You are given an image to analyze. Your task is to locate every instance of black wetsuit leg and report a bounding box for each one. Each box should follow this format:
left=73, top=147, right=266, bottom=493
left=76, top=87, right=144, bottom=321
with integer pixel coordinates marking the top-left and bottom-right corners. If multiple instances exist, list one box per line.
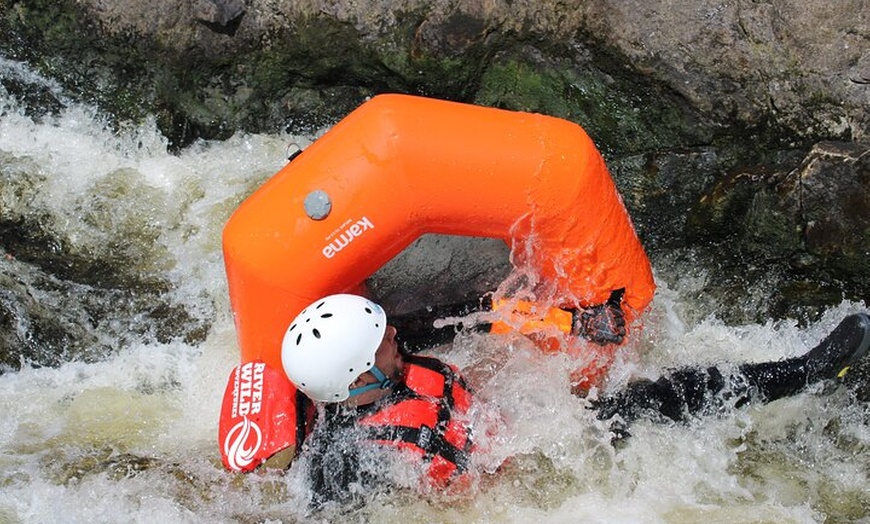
left=591, top=366, right=730, bottom=423
left=593, top=356, right=833, bottom=424
left=389, top=294, right=811, bottom=423
left=591, top=359, right=819, bottom=424
left=593, top=355, right=834, bottom=422
left=593, top=314, right=870, bottom=425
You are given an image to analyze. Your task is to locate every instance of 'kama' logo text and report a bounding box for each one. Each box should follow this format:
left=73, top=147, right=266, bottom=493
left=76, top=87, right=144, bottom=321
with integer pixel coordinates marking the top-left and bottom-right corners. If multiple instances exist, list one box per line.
left=322, top=217, right=374, bottom=258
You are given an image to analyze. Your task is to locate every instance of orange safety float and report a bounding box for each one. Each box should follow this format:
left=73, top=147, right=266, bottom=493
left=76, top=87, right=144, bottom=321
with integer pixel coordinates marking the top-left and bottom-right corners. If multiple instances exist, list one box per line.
left=219, top=94, right=656, bottom=471
left=222, top=93, right=655, bottom=377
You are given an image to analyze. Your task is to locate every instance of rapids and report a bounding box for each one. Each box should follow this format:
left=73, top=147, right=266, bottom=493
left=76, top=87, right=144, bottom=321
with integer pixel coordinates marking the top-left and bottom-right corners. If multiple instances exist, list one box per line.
left=0, top=57, right=868, bottom=523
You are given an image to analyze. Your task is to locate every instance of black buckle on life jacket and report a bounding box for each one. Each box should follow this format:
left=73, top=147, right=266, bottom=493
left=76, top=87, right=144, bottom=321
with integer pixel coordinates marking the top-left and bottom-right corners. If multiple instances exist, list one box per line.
left=417, top=425, right=433, bottom=449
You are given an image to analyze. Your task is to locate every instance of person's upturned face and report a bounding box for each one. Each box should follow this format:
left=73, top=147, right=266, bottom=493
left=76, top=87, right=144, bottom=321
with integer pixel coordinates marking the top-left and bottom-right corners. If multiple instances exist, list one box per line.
left=344, top=325, right=403, bottom=406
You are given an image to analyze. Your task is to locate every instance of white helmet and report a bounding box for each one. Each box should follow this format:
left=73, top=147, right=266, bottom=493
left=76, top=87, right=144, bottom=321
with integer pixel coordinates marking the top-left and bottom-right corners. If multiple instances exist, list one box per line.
left=281, top=294, right=387, bottom=402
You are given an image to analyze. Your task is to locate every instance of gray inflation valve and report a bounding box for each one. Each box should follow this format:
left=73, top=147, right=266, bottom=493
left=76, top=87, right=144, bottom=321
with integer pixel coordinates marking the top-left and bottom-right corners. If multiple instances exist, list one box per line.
left=304, top=190, right=331, bottom=220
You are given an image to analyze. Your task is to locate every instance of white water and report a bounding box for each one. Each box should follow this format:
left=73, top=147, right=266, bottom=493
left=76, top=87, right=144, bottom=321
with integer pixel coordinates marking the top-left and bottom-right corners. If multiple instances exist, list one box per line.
left=1, top=58, right=868, bottom=523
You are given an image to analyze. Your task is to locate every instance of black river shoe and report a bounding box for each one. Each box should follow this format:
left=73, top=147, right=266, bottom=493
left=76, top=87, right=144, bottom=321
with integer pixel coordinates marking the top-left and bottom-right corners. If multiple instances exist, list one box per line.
left=806, top=313, right=870, bottom=380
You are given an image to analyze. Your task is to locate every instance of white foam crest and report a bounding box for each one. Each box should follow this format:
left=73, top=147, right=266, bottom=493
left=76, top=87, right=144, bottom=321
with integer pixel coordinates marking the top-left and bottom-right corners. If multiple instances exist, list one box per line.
left=0, top=342, right=195, bottom=450
left=0, top=474, right=207, bottom=524
left=395, top=294, right=869, bottom=521
left=158, top=133, right=310, bottom=290
left=1, top=82, right=311, bottom=309
left=1, top=276, right=867, bottom=522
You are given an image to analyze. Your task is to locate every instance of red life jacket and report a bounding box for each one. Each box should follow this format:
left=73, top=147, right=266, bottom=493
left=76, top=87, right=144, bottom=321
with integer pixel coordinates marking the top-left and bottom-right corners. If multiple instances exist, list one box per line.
left=357, top=355, right=474, bottom=487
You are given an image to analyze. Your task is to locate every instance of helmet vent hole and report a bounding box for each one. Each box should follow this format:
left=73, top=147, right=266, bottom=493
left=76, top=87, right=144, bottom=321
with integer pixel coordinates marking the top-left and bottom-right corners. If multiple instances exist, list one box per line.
left=312, top=328, right=321, bottom=339
left=296, top=333, right=302, bottom=345
left=320, top=313, right=333, bottom=318
left=316, top=301, right=325, bottom=309
left=365, top=307, right=372, bottom=314
left=348, top=368, right=354, bottom=373
left=366, top=361, right=372, bottom=367
left=288, top=324, right=297, bottom=332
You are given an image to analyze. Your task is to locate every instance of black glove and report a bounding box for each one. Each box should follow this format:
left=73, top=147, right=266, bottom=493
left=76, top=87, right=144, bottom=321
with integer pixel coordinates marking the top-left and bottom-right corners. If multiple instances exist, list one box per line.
left=572, top=289, right=626, bottom=345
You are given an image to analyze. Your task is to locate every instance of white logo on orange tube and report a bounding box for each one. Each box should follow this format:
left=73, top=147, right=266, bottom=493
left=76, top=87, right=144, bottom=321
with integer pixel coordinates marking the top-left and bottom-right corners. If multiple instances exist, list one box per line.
left=232, top=361, right=265, bottom=418
left=224, top=417, right=263, bottom=471
left=224, top=361, right=266, bottom=471
left=322, top=216, right=374, bottom=258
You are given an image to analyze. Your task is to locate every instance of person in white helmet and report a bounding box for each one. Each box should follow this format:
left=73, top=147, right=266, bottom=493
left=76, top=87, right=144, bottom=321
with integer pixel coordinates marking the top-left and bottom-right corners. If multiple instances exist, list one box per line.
left=280, top=293, right=870, bottom=508
left=281, top=294, right=476, bottom=507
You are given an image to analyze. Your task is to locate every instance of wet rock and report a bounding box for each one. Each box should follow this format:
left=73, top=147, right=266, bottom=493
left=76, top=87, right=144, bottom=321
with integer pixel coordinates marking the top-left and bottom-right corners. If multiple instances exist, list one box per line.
left=193, top=0, right=246, bottom=35
left=369, top=235, right=511, bottom=314
left=0, top=249, right=210, bottom=371
left=46, top=448, right=160, bottom=485
left=611, top=146, right=726, bottom=248
left=740, top=141, right=870, bottom=284
left=4, top=0, right=867, bottom=145
left=684, top=141, right=870, bottom=321
left=193, top=0, right=245, bottom=27
left=0, top=73, right=66, bottom=120
left=583, top=0, right=870, bottom=141
left=791, top=142, right=870, bottom=276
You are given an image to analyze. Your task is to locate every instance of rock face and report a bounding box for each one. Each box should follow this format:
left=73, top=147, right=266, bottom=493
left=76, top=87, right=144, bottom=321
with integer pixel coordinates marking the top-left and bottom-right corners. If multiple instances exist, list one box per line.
left=5, top=0, right=868, bottom=144
left=685, top=141, right=870, bottom=321
left=0, top=0, right=868, bottom=337
left=584, top=1, right=869, bottom=141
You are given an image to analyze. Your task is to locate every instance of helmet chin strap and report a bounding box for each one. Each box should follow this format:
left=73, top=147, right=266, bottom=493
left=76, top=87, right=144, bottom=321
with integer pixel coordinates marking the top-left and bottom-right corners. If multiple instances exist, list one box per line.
left=348, top=365, right=394, bottom=398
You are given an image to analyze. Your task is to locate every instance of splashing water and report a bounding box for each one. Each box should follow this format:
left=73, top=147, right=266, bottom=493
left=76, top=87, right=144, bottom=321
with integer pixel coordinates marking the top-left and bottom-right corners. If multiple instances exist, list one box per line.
left=0, top=57, right=868, bottom=523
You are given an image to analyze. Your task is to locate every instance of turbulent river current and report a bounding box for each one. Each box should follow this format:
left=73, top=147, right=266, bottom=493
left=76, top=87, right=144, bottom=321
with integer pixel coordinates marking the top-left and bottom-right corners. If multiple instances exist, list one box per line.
left=0, top=57, right=868, bottom=523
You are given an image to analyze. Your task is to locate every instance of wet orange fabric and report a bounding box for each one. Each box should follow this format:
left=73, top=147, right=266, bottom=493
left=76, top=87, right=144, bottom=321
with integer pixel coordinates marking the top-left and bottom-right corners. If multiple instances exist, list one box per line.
left=489, top=298, right=574, bottom=337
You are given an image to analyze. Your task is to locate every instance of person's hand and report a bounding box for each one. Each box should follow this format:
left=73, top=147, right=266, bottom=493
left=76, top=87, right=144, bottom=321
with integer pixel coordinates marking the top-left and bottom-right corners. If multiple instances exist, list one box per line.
left=572, top=289, right=626, bottom=345
left=573, top=303, right=626, bottom=345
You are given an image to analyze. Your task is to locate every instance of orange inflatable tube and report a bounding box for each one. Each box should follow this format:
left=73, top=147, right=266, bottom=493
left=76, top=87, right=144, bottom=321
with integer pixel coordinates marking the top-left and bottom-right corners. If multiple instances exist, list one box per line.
left=223, top=94, right=656, bottom=374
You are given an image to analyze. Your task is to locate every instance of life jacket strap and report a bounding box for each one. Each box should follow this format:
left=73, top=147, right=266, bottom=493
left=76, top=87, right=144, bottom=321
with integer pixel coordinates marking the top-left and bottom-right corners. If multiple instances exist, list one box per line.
left=364, top=424, right=470, bottom=472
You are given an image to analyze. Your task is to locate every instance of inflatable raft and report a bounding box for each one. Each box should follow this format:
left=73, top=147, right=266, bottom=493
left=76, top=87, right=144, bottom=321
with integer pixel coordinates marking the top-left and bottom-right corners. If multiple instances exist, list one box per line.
left=223, top=94, right=655, bottom=372
left=219, top=94, right=655, bottom=470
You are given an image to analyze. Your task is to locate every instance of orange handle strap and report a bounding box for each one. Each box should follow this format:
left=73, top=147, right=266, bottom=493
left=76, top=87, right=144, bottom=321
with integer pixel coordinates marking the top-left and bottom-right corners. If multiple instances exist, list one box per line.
left=489, top=298, right=574, bottom=336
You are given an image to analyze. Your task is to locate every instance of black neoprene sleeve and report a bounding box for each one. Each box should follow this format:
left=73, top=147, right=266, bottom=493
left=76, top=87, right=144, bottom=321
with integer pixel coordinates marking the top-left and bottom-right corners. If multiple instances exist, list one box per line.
left=389, top=296, right=492, bottom=354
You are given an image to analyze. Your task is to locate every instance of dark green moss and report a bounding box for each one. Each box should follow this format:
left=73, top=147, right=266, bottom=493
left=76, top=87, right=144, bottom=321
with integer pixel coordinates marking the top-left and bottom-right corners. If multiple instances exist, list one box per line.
left=475, top=58, right=573, bottom=116
left=473, top=40, right=718, bottom=158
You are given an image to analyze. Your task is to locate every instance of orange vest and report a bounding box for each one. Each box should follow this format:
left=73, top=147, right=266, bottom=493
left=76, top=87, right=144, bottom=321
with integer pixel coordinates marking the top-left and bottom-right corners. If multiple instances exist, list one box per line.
left=358, top=355, right=474, bottom=487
